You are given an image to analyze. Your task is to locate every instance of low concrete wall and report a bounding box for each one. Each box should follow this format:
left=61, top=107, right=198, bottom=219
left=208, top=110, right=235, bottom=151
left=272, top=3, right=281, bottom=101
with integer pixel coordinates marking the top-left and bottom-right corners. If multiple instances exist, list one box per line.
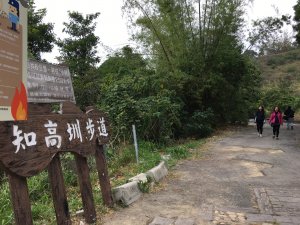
left=112, top=181, right=142, bottom=206
left=112, top=161, right=168, bottom=206
left=146, top=161, right=168, bottom=182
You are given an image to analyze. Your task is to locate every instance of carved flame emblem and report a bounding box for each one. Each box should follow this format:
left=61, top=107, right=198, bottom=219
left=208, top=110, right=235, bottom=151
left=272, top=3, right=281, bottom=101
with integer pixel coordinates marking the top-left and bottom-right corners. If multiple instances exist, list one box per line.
left=11, top=82, right=28, bottom=121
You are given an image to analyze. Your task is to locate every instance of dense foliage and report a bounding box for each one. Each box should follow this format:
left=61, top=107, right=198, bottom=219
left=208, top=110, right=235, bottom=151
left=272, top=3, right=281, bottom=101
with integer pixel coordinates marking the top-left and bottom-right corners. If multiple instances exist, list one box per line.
left=57, top=0, right=262, bottom=143
left=260, top=82, right=300, bottom=113
left=259, top=83, right=300, bottom=119
left=47, top=0, right=264, bottom=143
left=116, top=0, right=261, bottom=141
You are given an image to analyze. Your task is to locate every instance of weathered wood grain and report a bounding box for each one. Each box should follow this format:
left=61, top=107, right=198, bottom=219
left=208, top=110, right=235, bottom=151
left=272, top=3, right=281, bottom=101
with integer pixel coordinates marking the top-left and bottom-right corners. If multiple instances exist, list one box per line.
left=48, top=154, right=71, bottom=225
left=95, top=144, right=113, bottom=207
left=7, top=171, right=33, bottom=225
left=75, top=153, right=97, bottom=223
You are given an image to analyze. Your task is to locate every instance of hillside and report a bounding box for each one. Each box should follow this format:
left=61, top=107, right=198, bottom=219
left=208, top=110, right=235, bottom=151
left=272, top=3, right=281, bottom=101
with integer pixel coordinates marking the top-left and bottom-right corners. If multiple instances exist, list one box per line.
left=258, top=48, right=300, bottom=120
left=258, top=48, right=300, bottom=93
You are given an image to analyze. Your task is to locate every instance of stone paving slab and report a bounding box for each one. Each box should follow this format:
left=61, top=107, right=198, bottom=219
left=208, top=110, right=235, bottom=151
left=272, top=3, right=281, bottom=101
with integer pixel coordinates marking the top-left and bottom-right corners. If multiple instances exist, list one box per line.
left=254, top=188, right=273, bottom=214
left=266, top=188, right=300, bottom=218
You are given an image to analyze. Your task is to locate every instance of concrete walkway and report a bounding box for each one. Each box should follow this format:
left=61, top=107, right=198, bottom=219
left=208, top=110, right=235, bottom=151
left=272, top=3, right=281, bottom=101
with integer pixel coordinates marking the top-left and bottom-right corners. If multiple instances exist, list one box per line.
left=102, top=123, right=300, bottom=225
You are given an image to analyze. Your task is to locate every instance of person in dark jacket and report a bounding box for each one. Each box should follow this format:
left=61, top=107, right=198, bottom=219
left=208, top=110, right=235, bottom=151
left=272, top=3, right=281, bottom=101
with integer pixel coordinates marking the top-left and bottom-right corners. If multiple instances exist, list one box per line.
left=284, top=106, right=295, bottom=130
left=255, top=106, right=265, bottom=137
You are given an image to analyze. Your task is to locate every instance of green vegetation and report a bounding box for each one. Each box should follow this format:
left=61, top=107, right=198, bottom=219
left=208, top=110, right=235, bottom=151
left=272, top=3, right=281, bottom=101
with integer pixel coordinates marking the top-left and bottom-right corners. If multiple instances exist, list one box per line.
left=0, top=181, right=13, bottom=225
left=108, top=139, right=205, bottom=186
left=258, top=49, right=300, bottom=114
left=0, top=139, right=205, bottom=224
left=137, top=176, right=153, bottom=193
left=26, top=0, right=263, bottom=143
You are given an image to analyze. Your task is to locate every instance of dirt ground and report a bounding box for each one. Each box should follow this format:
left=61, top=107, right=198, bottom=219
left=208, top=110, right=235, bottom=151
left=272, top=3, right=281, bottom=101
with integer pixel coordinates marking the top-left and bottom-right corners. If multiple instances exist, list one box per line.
left=101, top=122, right=300, bottom=225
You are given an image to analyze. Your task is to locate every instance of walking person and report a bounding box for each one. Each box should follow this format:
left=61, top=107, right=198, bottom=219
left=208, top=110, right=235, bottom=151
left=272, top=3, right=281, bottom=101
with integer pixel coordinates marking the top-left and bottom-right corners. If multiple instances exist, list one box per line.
left=284, top=106, right=295, bottom=130
left=269, top=106, right=283, bottom=140
left=255, top=106, right=265, bottom=137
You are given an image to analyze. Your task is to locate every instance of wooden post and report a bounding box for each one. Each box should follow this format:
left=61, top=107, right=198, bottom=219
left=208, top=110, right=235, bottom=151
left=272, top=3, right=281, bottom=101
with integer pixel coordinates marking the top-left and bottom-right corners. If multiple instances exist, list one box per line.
left=75, top=154, right=96, bottom=223
left=7, top=172, right=33, bottom=225
left=95, top=144, right=113, bottom=207
left=48, top=154, right=71, bottom=225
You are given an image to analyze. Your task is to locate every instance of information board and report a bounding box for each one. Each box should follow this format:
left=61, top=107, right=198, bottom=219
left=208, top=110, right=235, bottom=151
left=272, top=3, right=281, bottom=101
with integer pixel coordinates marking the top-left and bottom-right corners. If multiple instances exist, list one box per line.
left=0, top=0, right=28, bottom=121
left=27, top=60, right=76, bottom=103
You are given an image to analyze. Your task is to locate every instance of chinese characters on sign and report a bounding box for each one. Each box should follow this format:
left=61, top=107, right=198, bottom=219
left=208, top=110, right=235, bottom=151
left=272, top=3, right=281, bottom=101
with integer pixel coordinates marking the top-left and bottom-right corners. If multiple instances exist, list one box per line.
left=44, top=120, right=62, bottom=148
left=12, top=125, right=36, bottom=153
left=0, top=0, right=28, bottom=121
left=27, top=60, right=75, bottom=103
left=0, top=103, right=110, bottom=177
left=11, top=117, right=109, bottom=153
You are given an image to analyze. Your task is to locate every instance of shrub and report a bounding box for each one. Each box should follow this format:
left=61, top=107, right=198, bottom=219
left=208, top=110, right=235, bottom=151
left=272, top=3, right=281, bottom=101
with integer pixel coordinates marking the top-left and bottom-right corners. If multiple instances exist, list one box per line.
left=184, top=109, right=214, bottom=138
left=137, top=176, right=153, bottom=193
left=260, top=80, right=300, bottom=112
left=266, top=57, right=286, bottom=67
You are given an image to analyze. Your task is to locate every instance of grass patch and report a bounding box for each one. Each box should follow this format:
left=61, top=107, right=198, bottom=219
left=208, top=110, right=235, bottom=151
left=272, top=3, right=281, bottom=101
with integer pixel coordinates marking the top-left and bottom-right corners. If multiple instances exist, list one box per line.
left=108, top=139, right=206, bottom=186
left=0, top=179, right=14, bottom=225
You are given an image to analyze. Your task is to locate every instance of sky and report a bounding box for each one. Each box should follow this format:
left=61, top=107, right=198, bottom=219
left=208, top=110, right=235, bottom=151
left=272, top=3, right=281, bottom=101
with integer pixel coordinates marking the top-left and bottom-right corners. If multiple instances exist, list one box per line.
left=34, top=0, right=297, bottom=64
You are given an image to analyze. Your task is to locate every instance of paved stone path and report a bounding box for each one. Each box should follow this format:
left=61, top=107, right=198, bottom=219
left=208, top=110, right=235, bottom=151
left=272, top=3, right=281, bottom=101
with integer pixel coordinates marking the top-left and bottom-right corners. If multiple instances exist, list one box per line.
left=102, top=123, right=300, bottom=225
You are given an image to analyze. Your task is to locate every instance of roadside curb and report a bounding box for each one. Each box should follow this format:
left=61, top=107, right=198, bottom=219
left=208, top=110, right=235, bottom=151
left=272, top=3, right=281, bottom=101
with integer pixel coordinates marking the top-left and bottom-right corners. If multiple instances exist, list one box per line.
left=112, top=161, right=168, bottom=206
left=146, top=161, right=168, bottom=182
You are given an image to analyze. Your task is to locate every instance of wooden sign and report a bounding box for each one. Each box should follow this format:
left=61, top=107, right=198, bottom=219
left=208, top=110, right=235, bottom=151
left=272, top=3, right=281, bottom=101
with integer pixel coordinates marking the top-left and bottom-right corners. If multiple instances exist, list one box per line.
left=0, top=0, right=28, bottom=121
left=27, top=60, right=76, bottom=103
left=0, top=103, right=110, bottom=177
left=1, top=102, right=113, bottom=225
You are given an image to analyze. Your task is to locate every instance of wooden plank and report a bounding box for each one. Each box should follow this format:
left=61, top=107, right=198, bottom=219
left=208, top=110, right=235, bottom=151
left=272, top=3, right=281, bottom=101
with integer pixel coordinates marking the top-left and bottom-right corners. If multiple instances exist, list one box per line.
left=27, top=103, right=52, bottom=115
left=75, top=154, right=96, bottom=224
left=63, top=101, right=82, bottom=114
left=95, top=144, right=113, bottom=207
left=7, top=172, right=33, bottom=225
left=48, top=154, right=71, bottom=225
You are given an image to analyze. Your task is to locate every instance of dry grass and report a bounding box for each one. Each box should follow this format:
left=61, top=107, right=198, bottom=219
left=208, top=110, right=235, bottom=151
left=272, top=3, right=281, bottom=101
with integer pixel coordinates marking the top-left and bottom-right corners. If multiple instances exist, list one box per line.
left=258, top=49, right=300, bottom=95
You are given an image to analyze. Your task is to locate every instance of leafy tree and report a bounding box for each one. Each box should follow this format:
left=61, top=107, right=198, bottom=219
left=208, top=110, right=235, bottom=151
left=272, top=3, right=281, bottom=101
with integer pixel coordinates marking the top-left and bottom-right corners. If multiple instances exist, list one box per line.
left=99, top=45, right=146, bottom=77
left=57, top=11, right=100, bottom=77
left=247, top=15, right=294, bottom=55
left=57, top=11, right=101, bottom=108
left=28, top=0, right=55, bottom=60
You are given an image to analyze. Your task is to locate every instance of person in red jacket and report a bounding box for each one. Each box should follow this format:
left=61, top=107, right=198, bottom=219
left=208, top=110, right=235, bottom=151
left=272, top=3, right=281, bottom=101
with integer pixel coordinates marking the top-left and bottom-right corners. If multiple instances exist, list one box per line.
left=269, top=106, right=283, bottom=140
